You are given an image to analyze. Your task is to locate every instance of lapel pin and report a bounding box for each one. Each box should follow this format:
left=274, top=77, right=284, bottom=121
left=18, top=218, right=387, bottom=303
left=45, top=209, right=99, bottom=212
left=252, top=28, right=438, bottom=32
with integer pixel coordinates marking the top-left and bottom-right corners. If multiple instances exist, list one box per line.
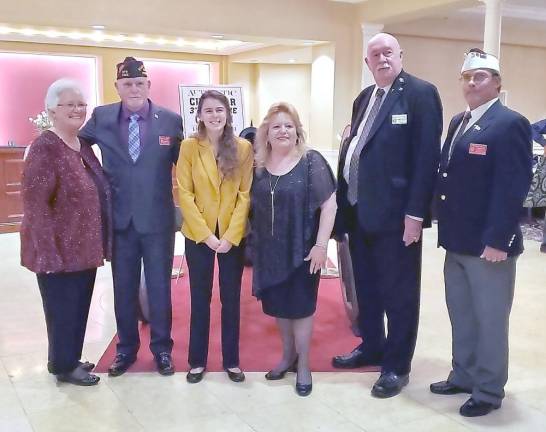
left=398, top=87, right=403, bottom=91
left=474, top=124, right=481, bottom=131
left=399, top=77, right=404, bottom=83
left=154, top=113, right=159, bottom=119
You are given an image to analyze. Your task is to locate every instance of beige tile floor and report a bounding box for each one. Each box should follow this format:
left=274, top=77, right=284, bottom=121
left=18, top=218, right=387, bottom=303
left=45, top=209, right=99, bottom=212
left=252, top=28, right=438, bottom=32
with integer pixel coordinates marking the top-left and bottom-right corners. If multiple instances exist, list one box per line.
left=1, top=227, right=545, bottom=432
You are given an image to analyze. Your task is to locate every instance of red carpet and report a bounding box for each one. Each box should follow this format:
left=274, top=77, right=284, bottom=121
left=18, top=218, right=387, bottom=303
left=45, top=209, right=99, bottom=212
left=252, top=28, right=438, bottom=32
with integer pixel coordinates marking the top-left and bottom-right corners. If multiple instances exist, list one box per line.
left=95, top=257, right=380, bottom=373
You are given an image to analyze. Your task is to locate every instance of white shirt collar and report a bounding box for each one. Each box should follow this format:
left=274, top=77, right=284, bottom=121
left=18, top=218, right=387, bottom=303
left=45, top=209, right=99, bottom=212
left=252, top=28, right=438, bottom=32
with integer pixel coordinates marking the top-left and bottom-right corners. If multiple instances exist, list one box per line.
left=467, top=97, right=499, bottom=122
left=374, top=82, right=393, bottom=97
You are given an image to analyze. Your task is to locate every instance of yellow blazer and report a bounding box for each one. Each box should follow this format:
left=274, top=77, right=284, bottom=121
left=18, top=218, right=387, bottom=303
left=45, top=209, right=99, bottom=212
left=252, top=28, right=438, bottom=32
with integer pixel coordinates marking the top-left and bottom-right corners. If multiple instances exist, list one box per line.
left=176, top=136, right=253, bottom=246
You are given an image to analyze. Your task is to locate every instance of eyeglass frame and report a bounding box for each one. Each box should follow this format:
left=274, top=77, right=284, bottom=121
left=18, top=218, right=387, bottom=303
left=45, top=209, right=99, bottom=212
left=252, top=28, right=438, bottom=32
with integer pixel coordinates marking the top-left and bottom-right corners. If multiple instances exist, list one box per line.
left=56, top=103, right=88, bottom=110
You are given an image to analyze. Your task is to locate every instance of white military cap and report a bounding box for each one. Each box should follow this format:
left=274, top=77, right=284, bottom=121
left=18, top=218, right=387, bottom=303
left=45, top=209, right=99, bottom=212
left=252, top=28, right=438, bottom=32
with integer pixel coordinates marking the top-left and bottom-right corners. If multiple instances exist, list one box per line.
left=461, top=49, right=500, bottom=74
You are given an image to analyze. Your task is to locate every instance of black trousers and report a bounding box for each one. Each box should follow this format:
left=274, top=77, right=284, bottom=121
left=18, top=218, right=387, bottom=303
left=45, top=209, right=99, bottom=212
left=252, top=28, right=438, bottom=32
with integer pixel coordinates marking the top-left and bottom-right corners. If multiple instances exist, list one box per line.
left=185, top=238, right=244, bottom=369
left=37, top=269, right=96, bottom=375
left=349, top=217, right=422, bottom=376
left=112, top=223, right=175, bottom=357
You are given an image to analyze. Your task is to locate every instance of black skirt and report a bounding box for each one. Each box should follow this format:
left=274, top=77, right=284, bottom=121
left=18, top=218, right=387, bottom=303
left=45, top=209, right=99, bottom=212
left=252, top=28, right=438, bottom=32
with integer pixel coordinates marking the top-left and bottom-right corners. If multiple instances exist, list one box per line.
left=260, top=263, right=320, bottom=319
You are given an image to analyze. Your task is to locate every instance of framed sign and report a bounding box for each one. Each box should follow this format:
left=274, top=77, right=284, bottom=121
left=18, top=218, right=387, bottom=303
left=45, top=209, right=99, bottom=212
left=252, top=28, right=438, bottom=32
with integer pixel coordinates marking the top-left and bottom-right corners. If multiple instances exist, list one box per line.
left=179, top=85, right=245, bottom=138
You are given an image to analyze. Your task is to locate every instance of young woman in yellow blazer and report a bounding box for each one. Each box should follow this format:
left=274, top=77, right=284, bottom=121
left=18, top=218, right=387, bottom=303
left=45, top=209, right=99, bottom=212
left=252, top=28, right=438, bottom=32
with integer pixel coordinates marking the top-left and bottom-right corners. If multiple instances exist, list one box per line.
left=176, top=90, right=253, bottom=384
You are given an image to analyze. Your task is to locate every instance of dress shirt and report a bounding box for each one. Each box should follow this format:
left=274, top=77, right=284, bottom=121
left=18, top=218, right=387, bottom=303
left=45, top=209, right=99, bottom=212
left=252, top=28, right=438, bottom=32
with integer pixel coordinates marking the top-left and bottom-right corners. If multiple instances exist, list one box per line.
left=343, top=83, right=392, bottom=182
left=448, top=97, right=499, bottom=149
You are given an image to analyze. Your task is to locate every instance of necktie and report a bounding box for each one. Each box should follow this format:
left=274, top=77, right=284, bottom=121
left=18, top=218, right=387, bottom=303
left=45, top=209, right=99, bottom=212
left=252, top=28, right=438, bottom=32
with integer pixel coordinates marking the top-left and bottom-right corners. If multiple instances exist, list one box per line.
left=448, top=111, right=472, bottom=162
left=128, top=113, right=141, bottom=162
left=347, top=88, right=385, bottom=205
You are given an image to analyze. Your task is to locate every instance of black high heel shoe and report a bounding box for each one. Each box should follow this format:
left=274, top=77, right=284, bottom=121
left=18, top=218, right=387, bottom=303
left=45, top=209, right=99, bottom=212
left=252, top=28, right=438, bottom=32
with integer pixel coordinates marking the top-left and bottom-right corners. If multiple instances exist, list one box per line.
left=265, top=358, right=298, bottom=381
left=295, top=372, right=312, bottom=397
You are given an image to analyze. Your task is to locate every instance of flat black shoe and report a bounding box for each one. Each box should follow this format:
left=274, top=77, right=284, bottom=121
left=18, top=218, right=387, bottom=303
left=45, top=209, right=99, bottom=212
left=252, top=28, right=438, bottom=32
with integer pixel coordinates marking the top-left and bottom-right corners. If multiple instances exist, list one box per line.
left=265, top=359, right=298, bottom=380
left=225, top=368, right=245, bottom=383
left=57, top=371, right=100, bottom=386
left=156, top=352, right=175, bottom=376
left=430, top=380, right=471, bottom=395
left=332, top=348, right=381, bottom=369
left=79, top=361, right=95, bottom=372
left=371, top=372, right=409, bottom=398
left=186, top=369, right=205, bottom=384
left=459, top=397, right=499, bottom=417
left=108, top=353, right=136, bottom=377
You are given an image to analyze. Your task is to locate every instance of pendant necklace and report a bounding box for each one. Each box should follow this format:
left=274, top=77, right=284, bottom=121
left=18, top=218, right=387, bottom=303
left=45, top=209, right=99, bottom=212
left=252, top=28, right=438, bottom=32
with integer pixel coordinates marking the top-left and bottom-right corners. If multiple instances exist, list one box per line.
left=268, top=173, right=281, bottom=236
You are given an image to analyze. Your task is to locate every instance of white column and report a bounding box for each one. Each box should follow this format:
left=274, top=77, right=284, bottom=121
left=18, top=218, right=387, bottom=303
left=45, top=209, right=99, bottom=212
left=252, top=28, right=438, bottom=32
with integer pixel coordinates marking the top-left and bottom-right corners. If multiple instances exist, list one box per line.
left=309, top=43, right=335, bottom=149
left=481, top=0, right=503, bottom=58
left=361, top=22, right=384, bottom=89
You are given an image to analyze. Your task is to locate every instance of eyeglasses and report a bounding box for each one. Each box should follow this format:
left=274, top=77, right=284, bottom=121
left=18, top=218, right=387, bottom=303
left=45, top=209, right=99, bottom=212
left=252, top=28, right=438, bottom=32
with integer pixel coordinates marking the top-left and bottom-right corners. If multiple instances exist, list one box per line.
left=56, top=103, right=87, bottom=110
left=459, top=71, right=492, bottom=84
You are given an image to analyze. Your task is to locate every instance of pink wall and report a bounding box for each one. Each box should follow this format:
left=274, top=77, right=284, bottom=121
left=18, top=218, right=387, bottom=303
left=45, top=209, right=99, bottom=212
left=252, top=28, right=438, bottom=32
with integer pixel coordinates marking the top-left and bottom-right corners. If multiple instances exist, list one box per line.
left=144, top=59, right=214, bottom=115
left=0, top=53, right=97, bottom=146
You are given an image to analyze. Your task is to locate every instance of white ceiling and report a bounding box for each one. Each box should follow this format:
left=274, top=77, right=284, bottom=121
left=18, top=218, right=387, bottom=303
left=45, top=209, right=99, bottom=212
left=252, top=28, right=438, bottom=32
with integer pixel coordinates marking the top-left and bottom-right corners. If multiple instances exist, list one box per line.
left=386, top=0, right=546, bottom=49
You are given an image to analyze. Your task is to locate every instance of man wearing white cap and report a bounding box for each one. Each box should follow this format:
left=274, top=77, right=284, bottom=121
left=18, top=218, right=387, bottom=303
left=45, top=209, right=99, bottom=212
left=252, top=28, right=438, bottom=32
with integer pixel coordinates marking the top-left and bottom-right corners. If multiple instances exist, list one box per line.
left=431, top=48, right=533, bottom=417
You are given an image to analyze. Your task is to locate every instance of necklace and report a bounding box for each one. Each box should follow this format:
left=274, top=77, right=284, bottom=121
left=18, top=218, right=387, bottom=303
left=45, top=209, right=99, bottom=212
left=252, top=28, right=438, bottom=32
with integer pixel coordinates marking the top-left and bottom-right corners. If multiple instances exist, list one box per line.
left=268, top=173, right=281, bottom=236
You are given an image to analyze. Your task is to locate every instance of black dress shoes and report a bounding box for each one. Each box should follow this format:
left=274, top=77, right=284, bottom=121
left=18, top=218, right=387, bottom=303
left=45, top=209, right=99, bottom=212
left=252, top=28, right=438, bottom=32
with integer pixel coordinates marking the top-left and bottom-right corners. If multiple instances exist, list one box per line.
left=79, top=361, right=95, bottom=372
left=459, top=397, right=500, bottom=417
left=430, top=380, right=471, bottom=395
left=57, top=370, right=100, bottom=386
left=108, top=353, right=136, bottom=377
left=332, top=347, right=381, bottom=369
left=225, top=368, right=245, bottom=383
left=186, top=369, right=205, bottom=384
left=371, top=372, right=409, bottom=398
left=156, top=352, right=175, bottom=376
left=265, top=359, right=298, bottom=380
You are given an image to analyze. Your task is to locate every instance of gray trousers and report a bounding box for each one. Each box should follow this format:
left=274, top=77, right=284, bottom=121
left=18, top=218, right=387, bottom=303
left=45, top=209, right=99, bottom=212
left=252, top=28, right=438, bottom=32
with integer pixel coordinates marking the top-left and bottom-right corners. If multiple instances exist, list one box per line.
left=444, top=251, right=517, bottom=406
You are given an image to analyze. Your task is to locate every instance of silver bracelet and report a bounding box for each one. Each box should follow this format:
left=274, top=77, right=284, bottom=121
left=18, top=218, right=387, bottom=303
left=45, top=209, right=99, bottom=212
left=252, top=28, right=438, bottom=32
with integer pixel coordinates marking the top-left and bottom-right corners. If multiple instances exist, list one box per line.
left=314, top=243, right=327, bottom=249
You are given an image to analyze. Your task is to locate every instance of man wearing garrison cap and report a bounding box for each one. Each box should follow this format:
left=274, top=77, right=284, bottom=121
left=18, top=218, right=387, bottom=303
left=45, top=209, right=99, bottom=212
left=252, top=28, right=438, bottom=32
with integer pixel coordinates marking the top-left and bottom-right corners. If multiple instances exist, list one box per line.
left=80, top=56, right=183, bottom=376
left=430, top=49, right=532, bottom=417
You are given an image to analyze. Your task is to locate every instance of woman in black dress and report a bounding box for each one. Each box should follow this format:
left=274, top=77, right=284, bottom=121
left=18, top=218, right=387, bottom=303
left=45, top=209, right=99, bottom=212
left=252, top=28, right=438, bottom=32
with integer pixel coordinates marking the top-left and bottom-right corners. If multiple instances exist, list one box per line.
left=251, top=102, right=336, bottom=396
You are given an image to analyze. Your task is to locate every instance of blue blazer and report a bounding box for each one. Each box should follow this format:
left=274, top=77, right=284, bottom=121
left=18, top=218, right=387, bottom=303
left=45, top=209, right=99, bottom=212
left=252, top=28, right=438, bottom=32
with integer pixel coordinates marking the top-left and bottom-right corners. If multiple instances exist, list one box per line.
left=436, top=100, right=533, bottom=256
left=80, top=101, right=183, bottom=234
left=335, top=70, right=443, bottom=234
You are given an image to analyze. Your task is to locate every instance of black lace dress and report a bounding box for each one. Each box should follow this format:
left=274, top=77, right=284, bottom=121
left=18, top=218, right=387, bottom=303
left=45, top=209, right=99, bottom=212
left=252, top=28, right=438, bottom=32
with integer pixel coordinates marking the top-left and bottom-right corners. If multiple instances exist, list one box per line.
left=251, top=150, right=336, bottom=318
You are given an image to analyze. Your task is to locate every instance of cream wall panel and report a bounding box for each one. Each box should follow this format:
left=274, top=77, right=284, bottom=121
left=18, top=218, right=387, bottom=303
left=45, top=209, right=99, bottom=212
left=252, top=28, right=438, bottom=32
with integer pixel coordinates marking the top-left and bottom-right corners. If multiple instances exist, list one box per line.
left=256, top=64, right=312, bottom=134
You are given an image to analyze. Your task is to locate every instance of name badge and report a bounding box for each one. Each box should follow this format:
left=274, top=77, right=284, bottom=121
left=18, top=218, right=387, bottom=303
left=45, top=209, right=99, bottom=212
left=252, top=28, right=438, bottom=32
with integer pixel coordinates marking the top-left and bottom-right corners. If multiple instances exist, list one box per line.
left=469, top=143, right=487, bottom=156
left=392, top=114, right=407, bottom=125
left=159, top=136, right=171, bottom=146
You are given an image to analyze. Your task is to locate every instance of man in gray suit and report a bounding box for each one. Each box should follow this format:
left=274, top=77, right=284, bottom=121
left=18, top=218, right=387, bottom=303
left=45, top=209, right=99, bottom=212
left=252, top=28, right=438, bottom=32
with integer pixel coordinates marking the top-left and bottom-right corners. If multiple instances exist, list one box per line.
left=431, top=49, right=532, bottom=417
left=80, top=57, right=183, bottom=376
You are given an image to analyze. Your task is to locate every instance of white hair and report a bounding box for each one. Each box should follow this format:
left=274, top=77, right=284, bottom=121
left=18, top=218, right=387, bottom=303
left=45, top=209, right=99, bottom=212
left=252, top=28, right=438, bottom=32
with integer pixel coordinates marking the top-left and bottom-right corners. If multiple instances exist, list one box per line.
left=44, top=78, right=85, bottom=111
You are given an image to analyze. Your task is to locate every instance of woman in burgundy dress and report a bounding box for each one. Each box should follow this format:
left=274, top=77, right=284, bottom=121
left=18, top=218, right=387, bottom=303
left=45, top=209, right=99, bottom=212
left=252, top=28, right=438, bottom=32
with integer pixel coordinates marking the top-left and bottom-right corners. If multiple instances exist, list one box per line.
left=20, top=79, right=112, bottom=386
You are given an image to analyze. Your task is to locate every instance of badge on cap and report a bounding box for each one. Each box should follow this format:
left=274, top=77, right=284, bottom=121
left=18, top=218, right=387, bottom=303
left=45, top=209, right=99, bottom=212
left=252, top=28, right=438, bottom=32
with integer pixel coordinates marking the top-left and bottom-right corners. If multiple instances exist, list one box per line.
left=159, top=136, right=171, bottom=146
left=469, top=143, right=487, bottom=155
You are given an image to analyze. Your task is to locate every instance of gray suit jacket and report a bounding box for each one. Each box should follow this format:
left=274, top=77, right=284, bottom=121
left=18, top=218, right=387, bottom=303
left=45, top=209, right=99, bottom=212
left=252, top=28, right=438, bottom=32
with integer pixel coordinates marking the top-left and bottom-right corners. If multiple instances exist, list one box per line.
left=80, top=101, right=183, bottom=234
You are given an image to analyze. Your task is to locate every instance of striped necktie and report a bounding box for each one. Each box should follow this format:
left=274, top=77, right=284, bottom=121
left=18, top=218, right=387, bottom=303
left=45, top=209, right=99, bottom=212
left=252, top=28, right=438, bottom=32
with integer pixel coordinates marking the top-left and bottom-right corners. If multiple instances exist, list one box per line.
left=128, top=113, right=141, bottom=162
left=347, top=88, right=385, bottom=205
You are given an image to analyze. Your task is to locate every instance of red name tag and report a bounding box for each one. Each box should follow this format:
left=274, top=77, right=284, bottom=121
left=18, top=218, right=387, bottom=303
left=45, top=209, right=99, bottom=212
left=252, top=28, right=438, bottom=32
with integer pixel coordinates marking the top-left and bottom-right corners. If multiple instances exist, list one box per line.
left=159, top=136, right=170, bottom=146
left=469, top=143, right=487, bottom=156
